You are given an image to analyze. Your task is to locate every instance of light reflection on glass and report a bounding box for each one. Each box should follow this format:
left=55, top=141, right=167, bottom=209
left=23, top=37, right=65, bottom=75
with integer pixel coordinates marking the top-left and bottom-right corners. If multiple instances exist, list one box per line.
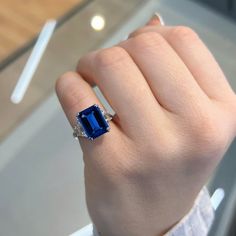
left=90, top=15, right=105, bottom=31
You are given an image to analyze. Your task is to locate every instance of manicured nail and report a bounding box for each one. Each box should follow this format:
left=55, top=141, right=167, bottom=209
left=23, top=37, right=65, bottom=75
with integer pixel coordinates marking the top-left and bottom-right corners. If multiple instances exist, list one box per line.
left=146, top=13, right=165, bottom=26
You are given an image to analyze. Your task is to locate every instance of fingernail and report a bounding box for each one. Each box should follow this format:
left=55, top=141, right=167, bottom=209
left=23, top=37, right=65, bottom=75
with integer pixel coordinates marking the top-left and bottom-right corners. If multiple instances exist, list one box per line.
left=146, top=13, right=165, bottom=26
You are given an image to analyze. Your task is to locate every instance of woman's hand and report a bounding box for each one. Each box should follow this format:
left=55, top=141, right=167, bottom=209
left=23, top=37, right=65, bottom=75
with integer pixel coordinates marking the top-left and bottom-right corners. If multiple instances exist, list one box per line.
left=56, top=18, right=236, bottom=236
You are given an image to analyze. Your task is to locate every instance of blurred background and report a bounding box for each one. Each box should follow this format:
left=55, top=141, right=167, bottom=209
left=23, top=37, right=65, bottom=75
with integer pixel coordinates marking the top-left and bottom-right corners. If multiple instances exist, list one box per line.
left=0, top=0, right=236, bottom=235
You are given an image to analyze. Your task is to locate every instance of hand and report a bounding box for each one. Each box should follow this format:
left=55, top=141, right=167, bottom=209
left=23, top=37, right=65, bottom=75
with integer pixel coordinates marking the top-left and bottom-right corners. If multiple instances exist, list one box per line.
left=55, top=17, right=236, bottom=236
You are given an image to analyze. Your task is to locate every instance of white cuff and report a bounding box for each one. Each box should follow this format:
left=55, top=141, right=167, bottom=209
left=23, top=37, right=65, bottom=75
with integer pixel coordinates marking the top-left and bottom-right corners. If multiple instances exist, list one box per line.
left=93, top=187, right=214, bottom=236
left=164, top=187, right=215, bottom=236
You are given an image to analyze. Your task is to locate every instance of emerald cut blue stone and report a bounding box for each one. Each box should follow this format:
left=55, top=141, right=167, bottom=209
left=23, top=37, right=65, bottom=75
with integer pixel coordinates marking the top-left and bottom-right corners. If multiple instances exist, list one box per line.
left=76, top=105, right=109, bottom=140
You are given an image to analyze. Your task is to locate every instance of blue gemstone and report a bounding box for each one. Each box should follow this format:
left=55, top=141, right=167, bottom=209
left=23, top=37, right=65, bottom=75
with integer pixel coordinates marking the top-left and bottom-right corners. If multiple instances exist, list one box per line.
left=76, top=105, right=109, bottom=140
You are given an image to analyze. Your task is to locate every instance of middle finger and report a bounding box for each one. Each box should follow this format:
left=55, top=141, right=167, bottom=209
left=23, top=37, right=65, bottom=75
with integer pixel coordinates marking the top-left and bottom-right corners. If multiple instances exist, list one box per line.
left=77, top=46, right=166, bottom=136
left=120, top=32, right=209, bottom=115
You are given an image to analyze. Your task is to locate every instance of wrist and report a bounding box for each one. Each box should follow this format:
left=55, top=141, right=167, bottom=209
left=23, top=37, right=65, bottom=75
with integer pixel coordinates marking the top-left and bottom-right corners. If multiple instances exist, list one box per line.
left=89, top=199, right=191, bottom=236
left=92, top=187, right=214, bottom=236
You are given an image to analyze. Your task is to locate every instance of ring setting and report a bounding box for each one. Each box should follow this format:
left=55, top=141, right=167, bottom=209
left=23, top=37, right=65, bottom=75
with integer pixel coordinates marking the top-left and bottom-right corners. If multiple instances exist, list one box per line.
left=73, top=104, right=113, bottom=140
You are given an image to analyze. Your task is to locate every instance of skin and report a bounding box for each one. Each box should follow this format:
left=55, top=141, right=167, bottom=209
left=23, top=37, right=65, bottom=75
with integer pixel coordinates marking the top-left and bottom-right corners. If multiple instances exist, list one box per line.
left=55, top=17, right=236, bottom=236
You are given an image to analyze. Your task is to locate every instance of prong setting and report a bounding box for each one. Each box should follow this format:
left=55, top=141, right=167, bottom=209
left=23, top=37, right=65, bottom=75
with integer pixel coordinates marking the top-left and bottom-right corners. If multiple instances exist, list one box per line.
left=73, top=105, right=113, bottom=140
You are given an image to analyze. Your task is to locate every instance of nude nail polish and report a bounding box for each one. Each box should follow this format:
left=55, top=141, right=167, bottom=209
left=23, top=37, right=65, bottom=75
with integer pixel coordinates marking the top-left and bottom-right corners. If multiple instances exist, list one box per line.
left=146, top=13, right=165, bottom=26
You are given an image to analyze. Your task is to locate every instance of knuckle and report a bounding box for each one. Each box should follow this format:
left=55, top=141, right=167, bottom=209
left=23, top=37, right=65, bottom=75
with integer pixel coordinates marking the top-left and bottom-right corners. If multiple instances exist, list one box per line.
left=69, top=85, right=89, bottom=103
left=64, top=86, right=89, bottom=113
left=55, top=71, right=77, bottom=94
left=129, top=27, right=147, bottom=38
left=169, top=26, right=199, bottom=42
left=94, top=46, right=129, bottom=68
left=132, top=31, right=165, bottom=50
left=190, top=113, right=227, bottom=153
left=55, top=72, right=91, bottom=113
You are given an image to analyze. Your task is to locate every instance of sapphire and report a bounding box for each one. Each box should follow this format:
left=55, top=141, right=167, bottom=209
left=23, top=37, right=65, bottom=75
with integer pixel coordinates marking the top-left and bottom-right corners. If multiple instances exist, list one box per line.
left=76, top=105, right=109, bottom=140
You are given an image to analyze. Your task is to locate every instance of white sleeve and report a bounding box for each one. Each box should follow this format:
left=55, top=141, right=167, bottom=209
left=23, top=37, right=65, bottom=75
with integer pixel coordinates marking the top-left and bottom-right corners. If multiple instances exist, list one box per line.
left=93, top=187, right=214, bottom=236
left=70, top=224, right=94, bottom=236
left=164, top=187, right=214, bottom=236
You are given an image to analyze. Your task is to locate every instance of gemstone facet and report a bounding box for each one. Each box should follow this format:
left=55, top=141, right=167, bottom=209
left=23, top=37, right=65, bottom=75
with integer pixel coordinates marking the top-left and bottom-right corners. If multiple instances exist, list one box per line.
left=76, top=105, right=109, bottom=140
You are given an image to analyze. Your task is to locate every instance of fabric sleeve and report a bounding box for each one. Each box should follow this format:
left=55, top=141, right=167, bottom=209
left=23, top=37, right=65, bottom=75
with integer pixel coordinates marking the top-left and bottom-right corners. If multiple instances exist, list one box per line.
left=93, top=187, right=214, bottom=236
left=164, top=187, right=214, bottom=236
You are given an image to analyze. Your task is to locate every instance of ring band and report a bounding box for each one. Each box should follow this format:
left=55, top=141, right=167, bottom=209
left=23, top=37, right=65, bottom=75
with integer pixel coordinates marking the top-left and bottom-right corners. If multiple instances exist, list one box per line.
left=73, top=104, right=113, bottom=140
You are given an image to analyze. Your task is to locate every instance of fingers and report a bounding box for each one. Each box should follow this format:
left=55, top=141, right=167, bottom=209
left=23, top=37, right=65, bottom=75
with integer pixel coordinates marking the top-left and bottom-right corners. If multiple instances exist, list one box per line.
left=56, top=71, right=127, bottom=170
left=145, top=13, right=165, bottom=26
left=77, top=46, right=166, bottom=136
left=130, top=25, right=235, bottom=101
left=55, top=71, right=103, bottom=127
left=119, top=32, right=209, bottom=115
left=55, top=71, right=120, bottom=146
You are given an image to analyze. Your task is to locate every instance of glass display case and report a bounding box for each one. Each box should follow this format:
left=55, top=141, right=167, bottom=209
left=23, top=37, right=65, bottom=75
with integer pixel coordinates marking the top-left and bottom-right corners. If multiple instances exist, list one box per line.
left=192, top=0, right=236, bottom=20
left=0, top=0, right=236, bottom=235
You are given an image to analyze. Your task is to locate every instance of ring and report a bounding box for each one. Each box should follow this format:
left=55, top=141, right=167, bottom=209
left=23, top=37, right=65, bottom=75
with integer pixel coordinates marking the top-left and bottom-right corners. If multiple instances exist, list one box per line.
left=73, top=104, right=113, bottom=140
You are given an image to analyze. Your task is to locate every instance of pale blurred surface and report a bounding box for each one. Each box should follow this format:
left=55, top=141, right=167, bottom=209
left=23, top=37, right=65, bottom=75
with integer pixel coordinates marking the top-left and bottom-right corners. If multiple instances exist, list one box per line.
left=0, top=0, right=85, bottom=61
left=0, top=0, right=144, bottom=141
left=0, top=0, right=236, bottom=236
